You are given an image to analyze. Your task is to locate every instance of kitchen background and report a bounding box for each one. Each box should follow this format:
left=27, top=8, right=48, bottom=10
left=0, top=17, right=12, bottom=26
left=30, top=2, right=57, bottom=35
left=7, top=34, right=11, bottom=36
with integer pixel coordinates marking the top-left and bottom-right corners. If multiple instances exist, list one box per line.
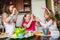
left=0, top=0, right=60, bottom=32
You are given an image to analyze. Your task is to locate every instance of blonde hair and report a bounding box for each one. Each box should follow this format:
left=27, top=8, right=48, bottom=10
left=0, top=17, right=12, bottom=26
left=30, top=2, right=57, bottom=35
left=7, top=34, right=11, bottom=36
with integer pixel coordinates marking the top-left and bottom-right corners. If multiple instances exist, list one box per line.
left=45, top=10, right=57, bottom=24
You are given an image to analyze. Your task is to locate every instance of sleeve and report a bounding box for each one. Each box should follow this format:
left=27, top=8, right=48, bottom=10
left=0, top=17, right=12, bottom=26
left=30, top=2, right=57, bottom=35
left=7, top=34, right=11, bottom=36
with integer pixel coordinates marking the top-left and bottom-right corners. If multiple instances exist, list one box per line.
left=40, top=20, right=53, bottom=27
left=22, top=22, right=27, bottom=26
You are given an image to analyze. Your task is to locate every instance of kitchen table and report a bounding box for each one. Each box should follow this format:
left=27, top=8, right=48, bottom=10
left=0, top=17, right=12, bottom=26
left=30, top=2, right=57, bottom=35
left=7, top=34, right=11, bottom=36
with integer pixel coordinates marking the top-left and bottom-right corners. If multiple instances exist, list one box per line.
left=0, top=30, right=60, bottom=40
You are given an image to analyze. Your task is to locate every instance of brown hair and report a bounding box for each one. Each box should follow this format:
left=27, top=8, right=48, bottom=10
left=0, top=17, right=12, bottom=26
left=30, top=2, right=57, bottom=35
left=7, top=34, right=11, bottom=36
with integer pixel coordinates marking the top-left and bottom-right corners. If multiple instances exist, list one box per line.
left=45, top=9, right=57, bottom=24
left=2, top=4, right=14, bottom=25
left=22, top=13, right=31, bottom=22
left=2, top=4, right=14, bottom=15
left=22, top=13, right=31, bottom=27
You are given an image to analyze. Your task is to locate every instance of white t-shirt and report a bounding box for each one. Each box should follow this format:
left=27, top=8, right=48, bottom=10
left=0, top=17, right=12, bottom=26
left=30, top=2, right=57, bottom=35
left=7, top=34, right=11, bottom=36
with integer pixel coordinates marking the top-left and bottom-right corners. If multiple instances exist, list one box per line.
left=40, top=19, right=57, bottom=30
left=3, top=21, right=15, bottom=37
left=2, top=13, right=16, bottom=37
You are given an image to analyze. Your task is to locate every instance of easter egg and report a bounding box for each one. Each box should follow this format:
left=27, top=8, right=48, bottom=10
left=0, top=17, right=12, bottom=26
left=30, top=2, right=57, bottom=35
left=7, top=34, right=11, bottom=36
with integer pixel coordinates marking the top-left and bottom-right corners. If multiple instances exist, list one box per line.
left=17, top=30, right=20, bottom=33
left=28, top=31, right=33, bottom=36
left=12, top=34, right=17, bottom=38
left=18, top=34, right=23, bottom=38
left=14, top=27, right=25, bottom=34
left=14, top=28, right=20, bottom=34
left=19, top=28, right=25, bottom=33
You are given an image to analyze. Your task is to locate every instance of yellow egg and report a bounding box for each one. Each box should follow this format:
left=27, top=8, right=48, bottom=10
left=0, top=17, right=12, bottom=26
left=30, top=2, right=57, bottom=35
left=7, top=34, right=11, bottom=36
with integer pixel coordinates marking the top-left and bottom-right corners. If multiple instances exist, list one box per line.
left=12, top=34, right=17, bottom=38
left=17, top=30, right=20, bottom=33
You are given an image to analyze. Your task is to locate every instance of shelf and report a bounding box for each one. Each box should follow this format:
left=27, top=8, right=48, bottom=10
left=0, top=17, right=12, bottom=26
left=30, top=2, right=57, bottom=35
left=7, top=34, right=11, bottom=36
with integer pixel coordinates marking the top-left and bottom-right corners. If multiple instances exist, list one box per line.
left=15, top=0, right=31, bottom=13
left=24, top=7, right=30, bottom=11
left=19, top=11, right=30, bottom=13
left=24, top=2, right=30, bottom=5
left=24, top=4, right=31, bottom=7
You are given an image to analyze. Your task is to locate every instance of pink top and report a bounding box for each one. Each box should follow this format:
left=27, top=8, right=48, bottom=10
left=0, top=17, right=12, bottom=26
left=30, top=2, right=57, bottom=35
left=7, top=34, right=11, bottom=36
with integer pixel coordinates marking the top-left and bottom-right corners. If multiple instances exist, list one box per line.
left=22, top=21, right=36, bottom=31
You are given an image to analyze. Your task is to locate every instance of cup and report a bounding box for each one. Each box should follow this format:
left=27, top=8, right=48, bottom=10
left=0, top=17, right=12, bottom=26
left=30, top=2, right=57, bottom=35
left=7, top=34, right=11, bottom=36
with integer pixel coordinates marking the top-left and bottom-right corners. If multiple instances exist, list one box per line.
left=43, top=28, right=49, bottom=35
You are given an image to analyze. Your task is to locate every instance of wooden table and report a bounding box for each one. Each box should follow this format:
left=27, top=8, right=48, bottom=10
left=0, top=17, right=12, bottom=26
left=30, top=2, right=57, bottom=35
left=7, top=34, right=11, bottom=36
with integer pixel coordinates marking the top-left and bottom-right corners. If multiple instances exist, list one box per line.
left=0, top=33, right=8, bottom=38
left=34, top=31, right=51, bottom=37
left=34, top=30, right=60, bottom=40
left=0, top=33, right=35, bottom=40
left=34, top=31, right=51, bottom=40
left=0, top=30, right=59, bottom=40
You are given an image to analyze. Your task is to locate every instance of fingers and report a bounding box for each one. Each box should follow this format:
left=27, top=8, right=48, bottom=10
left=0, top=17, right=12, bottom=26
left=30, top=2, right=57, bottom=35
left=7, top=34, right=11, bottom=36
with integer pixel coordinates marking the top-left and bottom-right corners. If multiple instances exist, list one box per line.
left=12, top=8, right=17, bottom=14
left=41, top=6, right=47, bottom=10
left=31, top=14, right=33, bottom=19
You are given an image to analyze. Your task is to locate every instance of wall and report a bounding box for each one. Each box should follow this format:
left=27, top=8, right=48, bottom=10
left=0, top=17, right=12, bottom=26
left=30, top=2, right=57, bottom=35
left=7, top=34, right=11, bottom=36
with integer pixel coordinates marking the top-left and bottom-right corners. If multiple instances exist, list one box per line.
left=31, top=0, right=46, bottom=22
left=46, top=0, right=55, bottom=14
left=46, top=0, right=52, bottom=10
left=57, top=4, right=60, bottom=15
left=31, top=0, right=46, bottom=31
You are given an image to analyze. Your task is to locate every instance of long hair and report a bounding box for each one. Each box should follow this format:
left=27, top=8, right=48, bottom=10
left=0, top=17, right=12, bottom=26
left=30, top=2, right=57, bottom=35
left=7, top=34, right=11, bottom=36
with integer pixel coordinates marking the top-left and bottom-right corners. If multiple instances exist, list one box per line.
left=49, top=10, right=57, bottom=21
left=22, top=13, right=31, bottom=26
left=45, top=9, right=57, bottom=24
left=2, top=4, right=14, bottom=15
left=22, top=13, right=31, bottom=22
left=2, top=4, right=14, bottom=25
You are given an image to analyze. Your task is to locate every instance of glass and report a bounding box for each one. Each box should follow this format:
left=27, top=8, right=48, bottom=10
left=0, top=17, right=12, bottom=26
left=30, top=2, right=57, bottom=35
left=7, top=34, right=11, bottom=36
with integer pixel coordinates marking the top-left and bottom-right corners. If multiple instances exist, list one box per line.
left=43, top=26, right=49, bottom=35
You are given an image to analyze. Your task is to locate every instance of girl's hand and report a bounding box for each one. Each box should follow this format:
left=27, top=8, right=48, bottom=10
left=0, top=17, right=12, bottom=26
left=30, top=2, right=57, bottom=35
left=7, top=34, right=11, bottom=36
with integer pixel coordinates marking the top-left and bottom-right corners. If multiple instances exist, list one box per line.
left=12, top=8, right=17, bottom=15
left=31, top=14, right=34, bottom=19
left=38, top=18, right=41, bottom=22
left=33, top=15, right=36, bottom=19
left=41, top=6, right=47, bottom=10
left=36, top=18, right=41, bottom=26
left=36, top=17, right=41, bottom=22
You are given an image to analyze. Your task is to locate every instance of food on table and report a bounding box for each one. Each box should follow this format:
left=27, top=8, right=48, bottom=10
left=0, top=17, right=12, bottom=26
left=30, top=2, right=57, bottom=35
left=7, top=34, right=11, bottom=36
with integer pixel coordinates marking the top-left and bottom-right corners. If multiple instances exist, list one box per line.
left=28, top=31, right=33, bottom=36
left=12, top=34, right=18, bottom=38
left=18, top=34, right=23, bottom=38
left=14, top=28, right=20, bottom=34
left=12, top=27, right=25, bottom=38
left=34, top=31, right=40, bottom=35
left=19, top=28, right=25, bottom=33
left=14, top=27, right=25, bottom=34
left=12, top=27, right=35, bottom=38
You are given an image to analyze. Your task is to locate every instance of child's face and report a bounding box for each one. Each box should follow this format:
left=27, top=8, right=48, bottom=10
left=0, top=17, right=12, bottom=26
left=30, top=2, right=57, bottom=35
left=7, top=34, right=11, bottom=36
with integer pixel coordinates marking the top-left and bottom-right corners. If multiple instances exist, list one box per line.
left=24, top=14, right=31, bottom=22
left=9, top=5, right=14, bottom=13
left=44, top=11, right=49, bottom=19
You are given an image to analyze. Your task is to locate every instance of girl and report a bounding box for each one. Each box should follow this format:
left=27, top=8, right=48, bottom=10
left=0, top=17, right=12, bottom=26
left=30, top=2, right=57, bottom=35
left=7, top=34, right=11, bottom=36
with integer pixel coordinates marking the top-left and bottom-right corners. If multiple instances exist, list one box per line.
left=40, top=7, right=57, bottom=30
left=22, top=13, right=40, bottom=31
left=2, top=4, right=18, bottom=37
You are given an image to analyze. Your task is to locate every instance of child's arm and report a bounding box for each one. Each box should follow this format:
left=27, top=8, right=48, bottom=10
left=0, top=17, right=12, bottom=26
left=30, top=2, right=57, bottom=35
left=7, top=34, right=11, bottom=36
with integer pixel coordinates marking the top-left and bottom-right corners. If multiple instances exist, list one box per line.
left=2, top=8, right=16, bottom=23
left=40, top=19, right=53, bottom=27
left=35, top=22, right=41, bottom=26
left=13, top=13, right=18, bottom=23
left=13, top=8, right=18, bottom=23
left=23, top=14, right=33, bottom=28
left=2, top=12, right=14, bottom=23
left=35, top=18, right=41, bottom=26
